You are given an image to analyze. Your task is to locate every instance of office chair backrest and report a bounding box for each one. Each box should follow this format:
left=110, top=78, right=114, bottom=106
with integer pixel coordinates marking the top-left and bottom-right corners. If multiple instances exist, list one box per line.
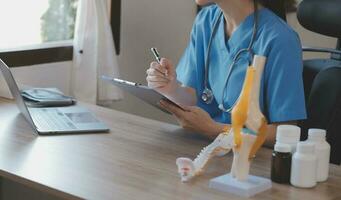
left=297, top=0, right=341, bottom=38
left=297, top=0, right=341, bottom=165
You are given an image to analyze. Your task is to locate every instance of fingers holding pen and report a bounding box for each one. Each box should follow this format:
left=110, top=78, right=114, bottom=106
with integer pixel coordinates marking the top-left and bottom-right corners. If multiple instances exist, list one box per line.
left=149, top=61, right=168, bottom=76
left=160, top=58, right=176, bottom=79
left=146, top=64, right=170, bottom=88
left=147, top=51, right=178, bottom=92
left=146, top=67, right=168, bottom=78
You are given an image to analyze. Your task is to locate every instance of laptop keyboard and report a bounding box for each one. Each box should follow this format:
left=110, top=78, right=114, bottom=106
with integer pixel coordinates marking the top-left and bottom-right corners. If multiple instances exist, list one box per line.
left=30, top=108, right=77, bottom=130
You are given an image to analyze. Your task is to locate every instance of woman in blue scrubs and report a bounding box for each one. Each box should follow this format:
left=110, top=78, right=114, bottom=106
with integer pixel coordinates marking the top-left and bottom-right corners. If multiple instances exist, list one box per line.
left=146, top=0, right=306, bottom=145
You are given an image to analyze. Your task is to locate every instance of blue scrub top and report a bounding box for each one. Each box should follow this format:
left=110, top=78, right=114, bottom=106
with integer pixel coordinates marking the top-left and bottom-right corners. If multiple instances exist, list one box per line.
left=176, top=5, right=307, bottom=124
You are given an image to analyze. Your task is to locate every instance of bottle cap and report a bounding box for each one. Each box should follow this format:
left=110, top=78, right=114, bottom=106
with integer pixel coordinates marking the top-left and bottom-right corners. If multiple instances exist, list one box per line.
left=276, top=125, right=301, bottom=143
left=297, top=142, right=315, bottom=154
left=308, top=128, right=326, bottom=141
left=274, top=143, right=291, bottom=153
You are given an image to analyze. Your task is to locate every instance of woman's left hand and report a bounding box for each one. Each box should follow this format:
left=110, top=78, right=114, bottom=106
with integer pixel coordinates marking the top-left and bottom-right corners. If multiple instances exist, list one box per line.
left=159, top=100, right=225, bottom=138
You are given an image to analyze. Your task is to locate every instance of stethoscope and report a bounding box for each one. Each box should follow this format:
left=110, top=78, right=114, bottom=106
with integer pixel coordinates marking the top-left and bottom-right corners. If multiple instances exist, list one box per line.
left=202, top=9, right=259, bottom=113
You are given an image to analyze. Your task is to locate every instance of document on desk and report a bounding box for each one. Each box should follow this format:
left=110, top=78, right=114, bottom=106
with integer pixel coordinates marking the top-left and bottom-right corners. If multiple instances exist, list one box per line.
left=21, top=88, right=76, bottom=107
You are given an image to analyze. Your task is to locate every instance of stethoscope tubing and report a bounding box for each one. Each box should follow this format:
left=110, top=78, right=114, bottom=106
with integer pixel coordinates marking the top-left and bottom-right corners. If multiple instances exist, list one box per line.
left=202, top=7, right=259, bottom=113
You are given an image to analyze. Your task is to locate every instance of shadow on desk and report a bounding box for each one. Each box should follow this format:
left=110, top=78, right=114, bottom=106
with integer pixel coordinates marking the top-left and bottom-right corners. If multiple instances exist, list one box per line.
left=0, top=178, right=64, bottom=200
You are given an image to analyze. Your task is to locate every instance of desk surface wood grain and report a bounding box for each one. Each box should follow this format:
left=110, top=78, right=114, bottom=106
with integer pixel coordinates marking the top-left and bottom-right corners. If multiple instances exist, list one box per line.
left=0, top=98, right=340, bottom=200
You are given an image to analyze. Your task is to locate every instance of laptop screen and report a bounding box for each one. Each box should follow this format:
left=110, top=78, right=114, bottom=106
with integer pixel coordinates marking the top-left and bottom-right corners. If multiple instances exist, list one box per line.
left=0, top=59, right=36, bottom=130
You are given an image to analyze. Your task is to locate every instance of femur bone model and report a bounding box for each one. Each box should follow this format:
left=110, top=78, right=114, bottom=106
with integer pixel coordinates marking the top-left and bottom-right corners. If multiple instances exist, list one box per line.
left=176, top=55, right=268, bottom=182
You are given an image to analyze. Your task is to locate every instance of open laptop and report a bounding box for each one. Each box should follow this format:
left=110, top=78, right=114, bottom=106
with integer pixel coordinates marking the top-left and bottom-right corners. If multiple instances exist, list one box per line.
left=0, top=59, right=109, bottom=135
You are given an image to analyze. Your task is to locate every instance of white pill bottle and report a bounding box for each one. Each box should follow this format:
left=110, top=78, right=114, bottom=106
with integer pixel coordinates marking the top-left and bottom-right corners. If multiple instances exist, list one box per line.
left=307, top=129, right=330, bottom=182
left=290, top=142, right=317, bottom=188
left=276, top=125, right=301, bottom=153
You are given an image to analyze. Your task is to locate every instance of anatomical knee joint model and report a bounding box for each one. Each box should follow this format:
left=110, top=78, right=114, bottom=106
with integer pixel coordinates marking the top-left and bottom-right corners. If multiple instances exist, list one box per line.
left=176, top=55, right=268, bottom=182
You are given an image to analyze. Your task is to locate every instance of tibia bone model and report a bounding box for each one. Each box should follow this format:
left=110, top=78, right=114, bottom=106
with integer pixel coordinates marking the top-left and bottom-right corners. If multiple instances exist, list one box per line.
left=230, top=133, right=256, bottom=181
left=176, top=132, right=234, bottom=182
left=176, top=55, right=268, bottom=182
left=230, top=55, right=268, bottom=181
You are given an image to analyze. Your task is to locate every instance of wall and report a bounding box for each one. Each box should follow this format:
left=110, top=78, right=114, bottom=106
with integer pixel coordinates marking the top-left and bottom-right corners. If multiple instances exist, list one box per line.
left=109, top=0, right=197, bottom=124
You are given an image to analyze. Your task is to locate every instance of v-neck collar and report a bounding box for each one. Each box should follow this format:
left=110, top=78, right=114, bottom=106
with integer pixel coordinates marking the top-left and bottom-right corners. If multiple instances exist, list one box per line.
left=217, top=8, right=267, bottom=55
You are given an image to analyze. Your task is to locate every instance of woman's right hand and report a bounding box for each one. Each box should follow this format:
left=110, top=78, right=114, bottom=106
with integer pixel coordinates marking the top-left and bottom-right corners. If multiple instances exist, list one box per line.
left=146, top=58, right=179, bottom=95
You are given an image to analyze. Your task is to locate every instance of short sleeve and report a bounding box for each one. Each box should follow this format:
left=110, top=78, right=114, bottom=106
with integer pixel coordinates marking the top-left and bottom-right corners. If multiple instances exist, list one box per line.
left=176, top=15, right=200, bottom=90
left=264, top=32, right=307, bottom=123
left=176, top=7, right=213, bottom=91
left=176, top=29, right=198, bottom=89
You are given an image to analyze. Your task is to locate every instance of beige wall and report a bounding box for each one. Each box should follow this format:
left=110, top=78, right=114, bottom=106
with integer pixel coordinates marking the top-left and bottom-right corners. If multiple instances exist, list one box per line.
left=118, top=0, right=196, bottom=83
left=109, top=0, right=197, bottom=124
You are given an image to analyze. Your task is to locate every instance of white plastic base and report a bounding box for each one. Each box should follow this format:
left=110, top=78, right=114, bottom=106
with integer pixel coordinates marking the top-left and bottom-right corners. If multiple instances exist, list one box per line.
left=209, top=173, right=272, bottom=198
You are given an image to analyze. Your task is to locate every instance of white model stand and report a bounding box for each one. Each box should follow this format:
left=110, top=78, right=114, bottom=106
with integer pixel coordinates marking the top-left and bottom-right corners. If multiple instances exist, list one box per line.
left=209, top=173, right=271, bottom=198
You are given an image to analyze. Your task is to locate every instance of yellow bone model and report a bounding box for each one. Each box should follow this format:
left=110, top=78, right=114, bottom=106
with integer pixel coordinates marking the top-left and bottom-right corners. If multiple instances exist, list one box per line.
left=176, top=55, right=268, bottom=182
left=230, top=55, right=268, bottom=181
left=232, top=55, right=268, bottom=159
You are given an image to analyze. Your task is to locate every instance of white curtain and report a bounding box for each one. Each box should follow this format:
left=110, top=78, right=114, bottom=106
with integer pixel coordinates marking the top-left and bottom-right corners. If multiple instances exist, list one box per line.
left=71, top=0, right=123, bottom=104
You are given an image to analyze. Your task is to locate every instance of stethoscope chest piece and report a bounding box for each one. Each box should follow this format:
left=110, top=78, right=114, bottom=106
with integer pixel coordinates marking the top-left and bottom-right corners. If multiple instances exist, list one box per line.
left=202, top=88, right=214, bottom=104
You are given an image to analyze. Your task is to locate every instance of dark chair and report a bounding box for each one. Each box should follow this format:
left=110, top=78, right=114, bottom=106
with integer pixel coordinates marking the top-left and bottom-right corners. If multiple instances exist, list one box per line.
left=297, top=0, right=341, bottom=164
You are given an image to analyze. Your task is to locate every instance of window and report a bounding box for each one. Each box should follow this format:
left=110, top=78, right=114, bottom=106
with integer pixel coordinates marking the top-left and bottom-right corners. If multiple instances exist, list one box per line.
left=0, top=0, right=78, bottom=51
left=0, top=0, right=121, bottom=67
left=0, top=0, right=78, bottom=67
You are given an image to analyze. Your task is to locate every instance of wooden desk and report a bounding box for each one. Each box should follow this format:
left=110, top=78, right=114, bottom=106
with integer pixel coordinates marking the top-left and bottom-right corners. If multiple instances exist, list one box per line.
left=0, top=98, right=340, bottom=200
